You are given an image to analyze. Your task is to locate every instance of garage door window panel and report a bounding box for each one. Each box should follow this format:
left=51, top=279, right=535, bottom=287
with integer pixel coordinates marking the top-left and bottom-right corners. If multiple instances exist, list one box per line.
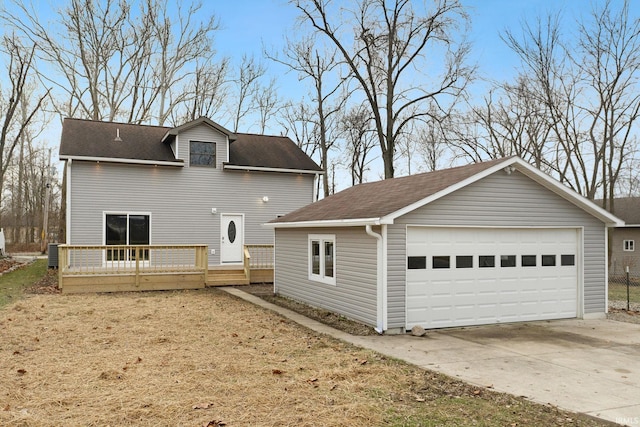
left=308, top=235, right=336, bottom=285
left=500, top=255, right=516, bottom=267
left=408, top=256, right=426, bottom=269
left=456, top=256, right=473, bottom=268
left=542, top=255, right=556, bottom=266
left=522, top=255, right=536, bottom=267
left=479, top=255, right=495, bottom=268
left=561, top=254, right=575, bottom=266
left=432, top=256, right=450, bottom=269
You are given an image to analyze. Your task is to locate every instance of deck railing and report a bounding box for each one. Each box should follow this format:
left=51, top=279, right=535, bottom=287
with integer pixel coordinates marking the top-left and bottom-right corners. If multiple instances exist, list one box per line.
left=245, top=244, right=274, bottom=268
left=58, top=244, right=208, bottom=292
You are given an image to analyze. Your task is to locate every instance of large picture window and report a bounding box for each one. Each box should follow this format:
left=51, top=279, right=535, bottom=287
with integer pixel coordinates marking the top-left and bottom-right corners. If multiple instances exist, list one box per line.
left=105, top=213, right=150, bottom=261
left=308, top=234, right=336, bottom=285
left=190, top=141, right=216, bottom=167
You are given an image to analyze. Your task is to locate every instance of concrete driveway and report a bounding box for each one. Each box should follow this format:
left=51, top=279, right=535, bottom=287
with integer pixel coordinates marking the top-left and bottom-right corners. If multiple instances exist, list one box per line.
left=226, top=289, right=640, bottom=425
left=351, top=319, right=640, bottom=425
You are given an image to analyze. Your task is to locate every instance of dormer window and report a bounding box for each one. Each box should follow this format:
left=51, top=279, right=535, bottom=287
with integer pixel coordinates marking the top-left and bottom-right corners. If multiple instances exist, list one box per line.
left=190, top=141, right=216, bottom=167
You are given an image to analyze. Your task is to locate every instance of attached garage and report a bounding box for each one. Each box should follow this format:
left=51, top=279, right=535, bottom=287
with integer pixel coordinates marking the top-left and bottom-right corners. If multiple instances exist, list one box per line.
left=406, top=227, right=578, bottom=329
left=269, top=157, right=623, bottom=333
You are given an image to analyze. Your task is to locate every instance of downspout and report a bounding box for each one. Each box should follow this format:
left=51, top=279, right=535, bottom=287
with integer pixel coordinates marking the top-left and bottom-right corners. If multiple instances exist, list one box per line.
left=366, top=224, right=384, bottom=334
left=66, top=159, right=72, bottom=244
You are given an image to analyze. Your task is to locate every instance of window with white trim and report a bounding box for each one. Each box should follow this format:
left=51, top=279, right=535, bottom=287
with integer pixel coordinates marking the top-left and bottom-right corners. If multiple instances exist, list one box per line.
left=309, top=234, right=336, bottom=285
left=624, top=240, right=635, bottom=252
left=105, top=213, right=150, bottom=261
left=189, top=141, right=216, bottom=167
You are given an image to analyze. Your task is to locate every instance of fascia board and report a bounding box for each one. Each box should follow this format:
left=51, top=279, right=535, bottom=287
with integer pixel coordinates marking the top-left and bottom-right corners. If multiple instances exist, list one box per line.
left=264, top=218, right=382, bottom=229
left=224, top=164, right=324, bottom=175
left=59, top=154, right=184, bottom=167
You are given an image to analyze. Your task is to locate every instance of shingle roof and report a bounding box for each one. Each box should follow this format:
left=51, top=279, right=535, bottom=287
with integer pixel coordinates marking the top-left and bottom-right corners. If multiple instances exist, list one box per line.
left=59, top=117, right=322, bottom=172
left=59, top=118, right=177, bottom=163
left=270, top=157, right=510, bottom=224
left=229, top=133, right=322, bottom=171
left=600, top=197, right=640, bottom=225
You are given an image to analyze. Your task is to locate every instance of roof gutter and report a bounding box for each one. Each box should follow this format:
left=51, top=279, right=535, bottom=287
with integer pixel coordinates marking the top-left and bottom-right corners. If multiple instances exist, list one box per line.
left=59, top=154, right=184, bottom=167
left=265, top=217, right=386, bottom=229
left=223, top=164, right=324, bottom=175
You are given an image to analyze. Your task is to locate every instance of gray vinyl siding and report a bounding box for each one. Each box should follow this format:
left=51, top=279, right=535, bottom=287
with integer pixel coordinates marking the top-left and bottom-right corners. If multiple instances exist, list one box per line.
left=68, top=125, right=314, bottom=265
left=386, top=170, right=606, bottom=329
left=610, top=228, right=640, bottom=276
left=274, top=227, right=378, bottom=327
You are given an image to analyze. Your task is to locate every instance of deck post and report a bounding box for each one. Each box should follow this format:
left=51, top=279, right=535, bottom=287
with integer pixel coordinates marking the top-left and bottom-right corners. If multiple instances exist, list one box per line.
left=135, top=247, right=140, bottom=288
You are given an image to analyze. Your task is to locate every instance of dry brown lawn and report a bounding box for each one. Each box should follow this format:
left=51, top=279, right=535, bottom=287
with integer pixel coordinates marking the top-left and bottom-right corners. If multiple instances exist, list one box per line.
left=0, top=287, right=610, bottom=426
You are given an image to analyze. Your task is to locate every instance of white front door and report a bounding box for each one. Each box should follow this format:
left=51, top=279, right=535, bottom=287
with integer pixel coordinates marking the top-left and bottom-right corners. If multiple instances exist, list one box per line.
left=221, top=214, right=244, bottom=263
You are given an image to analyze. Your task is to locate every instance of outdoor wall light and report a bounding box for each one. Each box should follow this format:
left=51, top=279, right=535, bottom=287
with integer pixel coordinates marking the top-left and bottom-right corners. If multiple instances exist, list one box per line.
left=262, top=196, right=269, bottom=203
left=211, top=208, right=217, bottom=214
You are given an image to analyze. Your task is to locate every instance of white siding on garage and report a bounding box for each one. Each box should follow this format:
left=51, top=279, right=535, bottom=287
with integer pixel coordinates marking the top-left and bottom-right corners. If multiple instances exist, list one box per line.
left=68, top=125, right=315, bottom=265
left=275, top=227, right=379, bottom=327
left=386, top=170, right=606, bottom=329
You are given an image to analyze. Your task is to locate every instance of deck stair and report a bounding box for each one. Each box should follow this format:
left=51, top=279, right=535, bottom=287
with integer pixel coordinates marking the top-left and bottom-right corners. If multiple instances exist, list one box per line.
left=207, top=266, right=249, bottom=286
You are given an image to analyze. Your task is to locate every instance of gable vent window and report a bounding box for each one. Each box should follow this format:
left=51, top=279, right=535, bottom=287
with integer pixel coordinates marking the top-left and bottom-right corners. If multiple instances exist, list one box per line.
left=190, top=141, right=216, bottom=167
left=624, top=240, right=635, bottom=252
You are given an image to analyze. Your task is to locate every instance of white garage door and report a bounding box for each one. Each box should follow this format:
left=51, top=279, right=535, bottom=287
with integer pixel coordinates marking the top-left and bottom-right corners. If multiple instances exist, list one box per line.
left=406, top=227, right=578, bottom=329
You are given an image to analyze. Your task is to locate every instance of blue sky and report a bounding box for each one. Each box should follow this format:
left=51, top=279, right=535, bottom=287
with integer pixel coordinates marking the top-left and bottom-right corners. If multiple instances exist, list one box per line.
left=210, top=0, right=612, bottom=100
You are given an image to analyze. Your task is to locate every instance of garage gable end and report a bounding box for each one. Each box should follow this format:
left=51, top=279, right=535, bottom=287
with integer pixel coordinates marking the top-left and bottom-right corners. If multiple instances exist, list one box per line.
left=385, top=170, right=608, bottom=330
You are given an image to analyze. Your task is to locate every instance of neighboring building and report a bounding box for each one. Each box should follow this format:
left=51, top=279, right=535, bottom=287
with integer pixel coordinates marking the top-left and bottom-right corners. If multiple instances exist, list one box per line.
left=268, top=157, right=623, bottom=333
left=605, top=197, right=640, bottom=276
left=59, top=117, right=322, bottom=267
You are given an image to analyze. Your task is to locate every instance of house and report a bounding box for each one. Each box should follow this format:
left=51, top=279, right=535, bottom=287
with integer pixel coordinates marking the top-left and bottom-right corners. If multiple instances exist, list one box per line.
left=604, top=197, right=640, bottom=276
left=58, top=117, right=322, bottom=290
left=267, top=157, right=623, bottom=333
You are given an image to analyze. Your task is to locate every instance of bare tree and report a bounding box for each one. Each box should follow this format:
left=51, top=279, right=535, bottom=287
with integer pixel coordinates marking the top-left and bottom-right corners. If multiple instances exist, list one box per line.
left=277, top=100, right=320, bottom=159
left=229, top=55, right=267, bottom=133
left=176, top=59, right=230, bottom=124
left=0, top=35, right=50, bottom=227
left=293, top=0, right=474, bottom=178
left=500, top=0, right=640, bottom=205
left=3, top=0, right=220, bottom=124
left=456, top=78, right=553, bottom=171
left=268, top=36, right=345, bottom=197
left=340, top=104, right=377, bottom=185
left=256, top=78, right=280, bottom=134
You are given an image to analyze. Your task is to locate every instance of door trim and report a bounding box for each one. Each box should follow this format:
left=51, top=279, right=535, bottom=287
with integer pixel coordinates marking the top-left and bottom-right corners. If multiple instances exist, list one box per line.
left=220, top=213, right=244, bottom=264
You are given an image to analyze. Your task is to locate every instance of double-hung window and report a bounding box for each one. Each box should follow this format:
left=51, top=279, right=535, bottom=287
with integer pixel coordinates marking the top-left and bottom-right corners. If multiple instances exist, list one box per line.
left=190, top=141, right=216, bottom=167
left=309, top=234, right=336, bottom=285
left=105, top=213, right=150, bottom=262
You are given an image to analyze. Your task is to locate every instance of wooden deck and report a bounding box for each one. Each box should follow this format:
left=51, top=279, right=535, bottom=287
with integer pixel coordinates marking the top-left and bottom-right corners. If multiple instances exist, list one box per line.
left=58, top=244, right=273, bottom=294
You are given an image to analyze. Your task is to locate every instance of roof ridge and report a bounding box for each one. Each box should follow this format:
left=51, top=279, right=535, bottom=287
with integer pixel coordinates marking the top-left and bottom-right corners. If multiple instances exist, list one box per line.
left=63, top=117, right=172, bottom=130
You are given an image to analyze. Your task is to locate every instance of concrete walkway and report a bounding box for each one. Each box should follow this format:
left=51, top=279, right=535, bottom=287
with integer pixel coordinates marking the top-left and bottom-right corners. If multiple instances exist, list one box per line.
left=223, top=287, right=640, bottom=426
